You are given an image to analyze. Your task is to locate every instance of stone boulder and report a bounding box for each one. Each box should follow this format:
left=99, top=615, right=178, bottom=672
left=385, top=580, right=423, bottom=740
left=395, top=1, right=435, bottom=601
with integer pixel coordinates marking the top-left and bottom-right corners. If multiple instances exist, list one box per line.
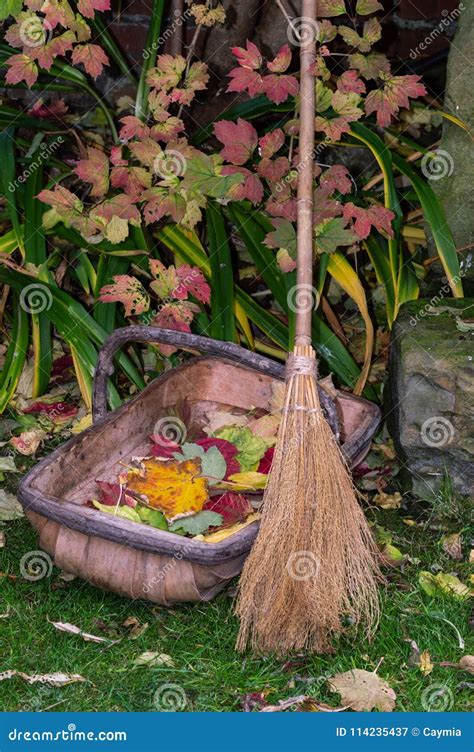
left=388, top=299, right=473, bottom=498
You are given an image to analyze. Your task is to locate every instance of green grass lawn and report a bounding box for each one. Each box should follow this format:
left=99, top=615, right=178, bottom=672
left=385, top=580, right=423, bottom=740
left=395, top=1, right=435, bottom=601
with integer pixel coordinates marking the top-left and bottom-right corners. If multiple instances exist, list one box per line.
left=0, top=476, right=472, bottom=713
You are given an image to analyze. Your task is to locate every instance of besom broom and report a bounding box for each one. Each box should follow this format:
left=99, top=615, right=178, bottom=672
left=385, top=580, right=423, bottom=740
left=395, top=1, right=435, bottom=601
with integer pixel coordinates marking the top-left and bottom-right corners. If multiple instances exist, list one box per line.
left=235, top=0, right=382, bottom=655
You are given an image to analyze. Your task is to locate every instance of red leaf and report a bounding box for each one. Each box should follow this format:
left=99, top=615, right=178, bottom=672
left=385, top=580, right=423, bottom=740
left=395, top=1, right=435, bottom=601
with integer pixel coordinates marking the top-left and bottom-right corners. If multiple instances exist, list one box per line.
left=77, top=0, right=111, bottom=18
left=150, top=435, right=182, bottom=459
left=196, top=438, right=240, bottom=478
left=221, top=167, right=264, bottom=204
left=5, top=54, right=38, bottom=88
left=23, top=401, right=78, bottom=424
left=258, top=446, right=274, bottom=474
left=227, top=67, right=264, bottom=97
left=74, top=147, right=109, bottom=198
left=96, top=481, right=136, bottom=508
left=203, top=492, right=252, bottom=527
left=213, top=118, right=258, bottom=165
left=343, top=202, right=395, bottom=239
left=99, top=275, right=149, bottom=317
left=71, top=44, right=109, bottom=79
left=319, top=165, right=352, bottom=195
left=259, top=129, right=285, bottom=159
left=29, top=98, right=68, bottom=120
left=337, top=70, right=366, bottom=95
left=267, top=44, right=292, bottom=73
left=175, top=265, right=211, bottom=304
left=365, top=74, right=426, bottom=127
left=119, top=116, right=150, bottom=141
left=262, top=73, right=299, bottom=105
left=257, top=156, right=289, bottom=182
left=231, top=40, right=262, bottom=70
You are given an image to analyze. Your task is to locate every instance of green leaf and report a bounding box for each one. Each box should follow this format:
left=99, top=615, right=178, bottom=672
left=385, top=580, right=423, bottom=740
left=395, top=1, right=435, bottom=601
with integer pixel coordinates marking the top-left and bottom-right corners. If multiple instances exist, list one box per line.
left=183, top=154, right=243, bottom=198
left=216, top=426, right=269, bottom=473
left=175, top=443, right=227, bottom=485
left=92, top=500, right=142, bottom=524
left=0, top=1, right=22, bottom=21
left=315, top=217, right=357, bottom=254
left=0, top=490, right=23, bottom=521
left=206, top=201, right=236, bottom=341
left=136, top=506, right=169, bottom=530
left=169, top=510, right=223, bottom=536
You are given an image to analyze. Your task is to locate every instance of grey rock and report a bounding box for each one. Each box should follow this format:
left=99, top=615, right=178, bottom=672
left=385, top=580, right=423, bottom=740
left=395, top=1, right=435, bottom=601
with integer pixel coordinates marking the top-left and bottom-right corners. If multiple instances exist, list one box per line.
left=388, top=299, right=474, bottom=498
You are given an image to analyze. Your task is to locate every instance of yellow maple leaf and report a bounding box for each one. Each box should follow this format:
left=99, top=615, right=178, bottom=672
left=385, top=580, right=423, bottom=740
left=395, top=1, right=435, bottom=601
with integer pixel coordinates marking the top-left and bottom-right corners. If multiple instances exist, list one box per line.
left=126, top=458, right=208, bottom=517
left=195, top=513, right=261, bottom=543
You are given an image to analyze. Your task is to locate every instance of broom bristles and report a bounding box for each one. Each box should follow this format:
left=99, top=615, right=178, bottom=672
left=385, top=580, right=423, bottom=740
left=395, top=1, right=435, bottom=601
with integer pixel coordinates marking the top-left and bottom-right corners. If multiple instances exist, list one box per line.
left=235, top=345, right=381, bottom=655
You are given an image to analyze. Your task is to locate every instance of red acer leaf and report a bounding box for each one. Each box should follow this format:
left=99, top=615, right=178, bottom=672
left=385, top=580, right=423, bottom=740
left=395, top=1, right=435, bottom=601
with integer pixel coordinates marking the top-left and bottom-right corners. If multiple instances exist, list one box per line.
left=258, top=446, right=274, bottom=474
left=72, top=44, right=109, bottom=79
left=196, top=438, right=241, bottom=479
left=74, top=147, right=109, bottom=198
left=91, top=194, right=141, bottom=225
left=213, top=118, right=258, bottom=165
left=119, top=116, right=150, bottom=141
left=257, top=156, right=290, bottom=182
left=343, top=202, right=395, bottom=239
left=259, top=129, right=285, bottom=159
left=315, top=115, right=353, bottom=140
left=227, top=66, right=265, bottom=97
left=99, top=275, right=150, bottom=316
left=267, top=44, right=292, bottom=73
left=203, top=492, right=252, bottom=526
left=29, top=98, right=68, bottom=119
left=153, top=302, right=199, bottom=355
left=37, top=184, right=82, bottom=213
left=111, top=166, right=151, bottom=198
left=5, top=54, right=38, bottom=88
left=175, top=265, right=211, bottom=304
left=365, top=74, right=426, bottom=127
left=319, top=165, right=352, bottom=195
left=150, top=117, right=185, bottom=143
left=266, top=196, right=297, bottom=222
left=23, top=401, right=78, bottom=424
left=262, top=73, right=299, bottom=105
left=150, top=434, right=182, bottom=459
left=221, top=166, right=264, bottom=204
left=231, top=40, right=262, bottom=70
left=77, top=0, right=111, bottom=17
left=96, top=481, right=136, bottom=508
left=337, top=70, right=366, bottom=95
left=129, top=137, right=162, bottom=167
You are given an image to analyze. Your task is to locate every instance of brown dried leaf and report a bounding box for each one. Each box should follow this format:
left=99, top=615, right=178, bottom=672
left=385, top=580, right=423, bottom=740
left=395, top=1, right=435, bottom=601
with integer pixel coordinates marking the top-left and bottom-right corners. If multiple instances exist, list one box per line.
left=329, top=668, right=396, bottom=711
left=49, top=620, right=116, bottom=644
left=441, top=532, right=463, bottom=561
left=373, top=491, right=402, bottom=509
left=0, top=671, right=86, bottom=686
left=459, top=656, right=474, bottom=675
left=419, top=650, right=434, bottom=676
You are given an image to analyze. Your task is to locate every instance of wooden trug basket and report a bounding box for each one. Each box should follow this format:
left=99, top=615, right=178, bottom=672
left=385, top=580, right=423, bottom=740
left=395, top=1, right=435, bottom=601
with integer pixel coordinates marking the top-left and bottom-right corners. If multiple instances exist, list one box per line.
left=19, top=327, right=381, bottom=605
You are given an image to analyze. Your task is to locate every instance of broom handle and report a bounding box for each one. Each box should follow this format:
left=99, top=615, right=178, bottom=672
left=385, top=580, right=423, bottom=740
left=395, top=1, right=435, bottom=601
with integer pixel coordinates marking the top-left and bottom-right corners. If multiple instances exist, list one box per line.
left=295, top=0, right=317, bottom=346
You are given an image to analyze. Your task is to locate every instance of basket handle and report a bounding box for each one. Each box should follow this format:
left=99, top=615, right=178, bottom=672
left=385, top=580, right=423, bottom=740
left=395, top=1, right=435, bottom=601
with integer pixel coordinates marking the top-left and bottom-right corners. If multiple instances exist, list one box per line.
left=92, top=325, right=339, bottom=433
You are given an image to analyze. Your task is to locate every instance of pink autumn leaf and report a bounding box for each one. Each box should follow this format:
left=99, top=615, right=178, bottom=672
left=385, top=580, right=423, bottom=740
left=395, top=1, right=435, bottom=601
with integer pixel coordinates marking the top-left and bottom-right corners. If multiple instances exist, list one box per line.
left=77, top=0, right=111, bottom=18
left=365, top=74, right=426, bottom=127
left=29, top=98, right=68, bottom=120
left=231, top=40, right=262, bottom=70
left=213, top=118, right=258, bottom=166
left=153, top=302, right=198, bottom=356
left=227, top=66, right=265, bottom=97
left=150, top=435, right=182, bottom=459
left=74, top=147, right=109, bottom=198
left=319, top=165, right=352, bottom=195
left=119, top=116, right=150, bottom=141
left=259, top=128, right=285, bottom=159
left=95, top=481, right=137, bottom=508
left=262, top=73, right=299, bottom=105
left=337, top=70, right=366, bottom=95
left=257, top=156, right=290, bottom=182
left=92, top=194, right=141, bottom=224
left=203, top=492, right=252, bottom=526
left=267, top=44, right=292, bottom=73
left=221, top=166, right=264, bottom=204
left=72, top=44, right=109, bottom=79
left=343, top=202, right=395, bottom=239
left=37, top=184, right=82, bottom=212
left=258, top=446, right=274, bottom=474
left=5, top=54, right=38, bottom=88
left=99, top=275, right=150, bottom=317
left=175, top=265, right=211, bottom=304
